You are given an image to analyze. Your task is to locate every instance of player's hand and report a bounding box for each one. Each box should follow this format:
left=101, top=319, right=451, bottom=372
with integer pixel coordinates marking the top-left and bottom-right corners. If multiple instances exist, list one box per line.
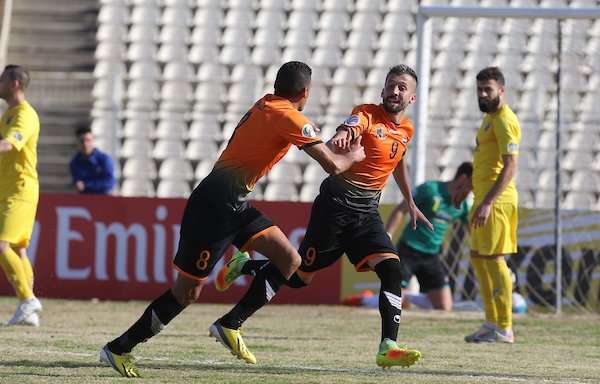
left=75, top=180, right=85, bottom=192
left=330, top=128, right=352, bottom=151
left=471, top=202, right=491, bottom=228
left=348, top=136, right=366, bottom=162
left=407, top=202, right=434, bottom=231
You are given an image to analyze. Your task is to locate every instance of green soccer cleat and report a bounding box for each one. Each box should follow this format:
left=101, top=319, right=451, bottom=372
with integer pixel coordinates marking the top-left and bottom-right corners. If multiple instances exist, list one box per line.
left=209, top=321, right=256, bottom=364
left=215, top=251, right=250, bottom=292
left=99, top=344, right=141, bottom=378
left=376, top=339, right=422, bottom=369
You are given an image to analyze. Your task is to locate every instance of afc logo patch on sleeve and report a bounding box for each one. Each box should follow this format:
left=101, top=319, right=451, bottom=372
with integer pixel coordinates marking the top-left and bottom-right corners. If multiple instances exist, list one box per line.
left=14, top=132, right=23, bottom=141
left=302, top=123, right=317, bottom=138
left=507, top=143, right=518, bottom=152
left=343, top=114, right=360, bottom=127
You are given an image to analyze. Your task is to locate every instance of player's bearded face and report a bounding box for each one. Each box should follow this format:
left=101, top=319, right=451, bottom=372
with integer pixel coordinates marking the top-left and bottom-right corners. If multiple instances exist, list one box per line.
left=477, top=80, right=502, bottom=113
left=381, top=74, right=414, bottom=114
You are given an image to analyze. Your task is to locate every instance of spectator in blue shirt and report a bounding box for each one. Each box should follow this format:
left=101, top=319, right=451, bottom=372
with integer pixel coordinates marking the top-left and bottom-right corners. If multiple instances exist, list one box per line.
left=69, top=127, right=115, bottom=194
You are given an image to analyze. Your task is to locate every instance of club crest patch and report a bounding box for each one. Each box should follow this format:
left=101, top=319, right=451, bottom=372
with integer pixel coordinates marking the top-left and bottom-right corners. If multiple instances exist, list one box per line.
left=507, top=142, right=518, bottom=152
left=302, top=123, right=317, bottom=138
left=343, top=114, right=360, bottom=127
left=375, top=125, right=386, bottom=139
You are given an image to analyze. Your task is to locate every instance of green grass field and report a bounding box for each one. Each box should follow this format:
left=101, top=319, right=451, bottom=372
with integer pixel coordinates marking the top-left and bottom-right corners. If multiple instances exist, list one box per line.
left=0, top=297, right=598, bottom=383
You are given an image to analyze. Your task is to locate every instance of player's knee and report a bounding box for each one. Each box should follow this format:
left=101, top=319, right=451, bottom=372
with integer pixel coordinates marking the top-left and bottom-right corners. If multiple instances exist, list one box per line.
left=374, top=258, right=403, bottom=290
left=281, top=249, right=301, bottom=275
left=172, top=275, right=204, bottom=306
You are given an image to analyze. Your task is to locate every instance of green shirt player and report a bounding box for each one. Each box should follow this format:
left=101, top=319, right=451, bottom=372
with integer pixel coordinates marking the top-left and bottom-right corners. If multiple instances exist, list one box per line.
left=384, top=162, right=473, bottom=310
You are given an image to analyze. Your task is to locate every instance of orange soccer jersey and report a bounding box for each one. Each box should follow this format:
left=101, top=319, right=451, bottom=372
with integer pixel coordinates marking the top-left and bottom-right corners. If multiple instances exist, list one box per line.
left=340, top=104, right=414, bottom=190
left=215, top=94, right=322, bottom=191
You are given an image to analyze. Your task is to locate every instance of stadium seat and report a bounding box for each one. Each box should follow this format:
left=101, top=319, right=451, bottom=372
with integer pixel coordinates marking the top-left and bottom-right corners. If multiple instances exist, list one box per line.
left=157, top=44, right=188, bottom=63
left=252, top=46, right=282, bottom=66
left=256, top=10, right=286, bottom=31
left=121, top=179, right=155, bottom=197
left=123, top=158, right=157, bottom=180
left=282, top=47, right=313, bottom=63
left=193, top=8, right=223, bottom=29
left=96, top=24, right=127, bottom=43
left=155, top=119, right=188, bottom=140
left=303, top=163, right=328, bottom=184
left=131, top=5, right=161, bottom=26
left=284, top=28, right=314, bottom=48
left=224, top=9, right=255, bottom=28
left=156, top=180, right=191, bottom=198
left=299, top=183, right=320, bottom=202
left=158, top=158, right=194, bottom=181
left=564, top=192, right=596, bottom=210
left=122, top=118, right=154, bottom=139
left=194, top=160, right=214, bottom=182
left=163, top=62, right=194, bottom=82
left=189, top=117, right=223, bottom=141
left=121, top=138, right=153, bottom=159
left=386, top=0, right=414, bottom=12
left=195, top=82, right=226, bottom=103
left=94, top=60, right=126, bottom=79
left=98, top=4, right=129, bottom=25
left=285, top=146, right=312, bottom=165
left=314, top=29, right=347, bottom=49
left=267, top=162, right=303, bottom=184
left=161, top=7, right=193, bottom=26
left=185, top=140, right=219, bottom=161
left=128, top=61, right=160, bottom=81
left=127, top=42, right=158, bottom=61
left=259, top=0, right=288, bottom=10
left=188, top=43, right=220, bottom=64
left=332, top=67, right=366, bottom=87
left=570, top=170, right=600, bottom=193
left=95, top=42, right=125, bottom=61
left=290, top=0, right=318, bottom=10
left=263, top=182, right=299, bottom=201
left=128, top=24, right=159, bottom=43
left=318, top=11, right=350, bottom=31
left=153, top=139, right=185, bottom=160
left=220, top=45, right=251, bottom=65
left=378, top=30, right=409, bottom=50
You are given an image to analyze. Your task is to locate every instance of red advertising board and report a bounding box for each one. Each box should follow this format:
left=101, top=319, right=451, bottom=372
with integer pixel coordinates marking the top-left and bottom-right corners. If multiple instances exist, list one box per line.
left=0, top=194, right=341, bottom=304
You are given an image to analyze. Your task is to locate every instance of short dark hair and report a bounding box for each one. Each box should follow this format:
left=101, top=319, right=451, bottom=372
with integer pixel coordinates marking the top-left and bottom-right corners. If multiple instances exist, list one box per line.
left=386, top=64, right=418, bottom=85
left=76, top=126, right=92, bottom=137
left=2, top=65, right=30, bottom=90
left=454, top=162, right=473, bottom=179
left=476, top=66, right=505, bottom=86
left=274, top=61, right=312, bottom=98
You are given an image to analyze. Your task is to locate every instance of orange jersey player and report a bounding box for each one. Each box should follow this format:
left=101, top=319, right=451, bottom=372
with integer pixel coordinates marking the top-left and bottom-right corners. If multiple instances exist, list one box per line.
left=100, top=61, right=365, bottom=378
left=213, top=65, right=433, bottom=369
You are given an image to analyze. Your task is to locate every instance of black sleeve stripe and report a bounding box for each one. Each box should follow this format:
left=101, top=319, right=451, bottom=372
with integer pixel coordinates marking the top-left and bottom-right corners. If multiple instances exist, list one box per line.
left=299, top=140, right=323, bottom=150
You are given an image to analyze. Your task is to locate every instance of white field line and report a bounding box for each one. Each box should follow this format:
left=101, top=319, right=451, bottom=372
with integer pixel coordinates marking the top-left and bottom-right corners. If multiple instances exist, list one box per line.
left=0, top=347, right=596, bottom=384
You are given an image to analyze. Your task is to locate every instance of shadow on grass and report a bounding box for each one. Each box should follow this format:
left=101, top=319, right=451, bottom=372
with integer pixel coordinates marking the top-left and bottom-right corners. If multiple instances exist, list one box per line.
left=0, top=359, right=580, bottom=382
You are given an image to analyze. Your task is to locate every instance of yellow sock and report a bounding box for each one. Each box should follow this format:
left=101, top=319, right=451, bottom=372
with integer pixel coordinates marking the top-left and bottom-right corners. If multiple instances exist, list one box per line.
left=486, top=257, right=513, bottom=330
left=471, top=256, right=497, bottom=325
left=0, top=247, right=34, bottom=300
left=20, top=253, right=34, bottom=290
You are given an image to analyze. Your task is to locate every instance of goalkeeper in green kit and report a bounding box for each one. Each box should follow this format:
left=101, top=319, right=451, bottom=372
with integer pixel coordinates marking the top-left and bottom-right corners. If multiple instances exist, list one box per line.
left=346, top=162, right=473, bottom=311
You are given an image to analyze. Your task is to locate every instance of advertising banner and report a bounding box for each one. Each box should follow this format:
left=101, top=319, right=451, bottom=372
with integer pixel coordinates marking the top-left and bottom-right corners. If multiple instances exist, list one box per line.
left=0, top=195, right=341, bottom=305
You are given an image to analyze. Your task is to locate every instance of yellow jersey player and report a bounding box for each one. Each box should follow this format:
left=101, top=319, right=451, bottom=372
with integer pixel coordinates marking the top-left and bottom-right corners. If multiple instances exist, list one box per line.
left=465, top=66, right=520, bottom=344
left=0, top=65, right=42, bottom=327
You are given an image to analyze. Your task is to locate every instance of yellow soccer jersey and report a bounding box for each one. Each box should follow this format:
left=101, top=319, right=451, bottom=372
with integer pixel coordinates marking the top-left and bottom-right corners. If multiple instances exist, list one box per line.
left=0, top=101, right=40, bottom=202
left=473, top=104, right=520, bottom=204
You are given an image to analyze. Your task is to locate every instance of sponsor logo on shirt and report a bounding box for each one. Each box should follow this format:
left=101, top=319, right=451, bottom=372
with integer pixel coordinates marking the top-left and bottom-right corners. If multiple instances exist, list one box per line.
left=343, top=114, right=360, bottom=127
left=301, top=123, right=317, bottom=138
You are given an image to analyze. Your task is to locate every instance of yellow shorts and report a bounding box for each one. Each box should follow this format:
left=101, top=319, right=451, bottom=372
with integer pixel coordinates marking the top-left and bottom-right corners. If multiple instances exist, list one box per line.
left=0, top=199, right=38, bottom=248
left=470, top=202, right=518, bottom=256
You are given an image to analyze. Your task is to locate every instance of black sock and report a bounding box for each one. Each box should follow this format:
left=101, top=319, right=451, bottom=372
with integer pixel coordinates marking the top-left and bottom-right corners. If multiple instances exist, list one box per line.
left=219, top=261, right=287, bottom=329
left=107, top=289, right=185, bottom=354
left=240, top=259, right=269, bottom=276
left=374, top=258, right=404, bottom=342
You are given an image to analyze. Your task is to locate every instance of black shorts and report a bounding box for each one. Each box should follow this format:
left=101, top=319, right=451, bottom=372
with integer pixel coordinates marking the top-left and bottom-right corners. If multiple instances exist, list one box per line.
left=397, top=242, right=449, bottom=292
left=298, top=191, right=397, bottom=274
left=173, top=177, right=274, bottom=280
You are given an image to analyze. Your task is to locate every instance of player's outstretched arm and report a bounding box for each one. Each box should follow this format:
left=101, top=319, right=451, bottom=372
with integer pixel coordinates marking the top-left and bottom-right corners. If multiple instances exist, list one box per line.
left=304, top=136, right=365, bottom=176
left=385, top=201, right=408, bottom=238
left=392, top=159, right=433, bottom=231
